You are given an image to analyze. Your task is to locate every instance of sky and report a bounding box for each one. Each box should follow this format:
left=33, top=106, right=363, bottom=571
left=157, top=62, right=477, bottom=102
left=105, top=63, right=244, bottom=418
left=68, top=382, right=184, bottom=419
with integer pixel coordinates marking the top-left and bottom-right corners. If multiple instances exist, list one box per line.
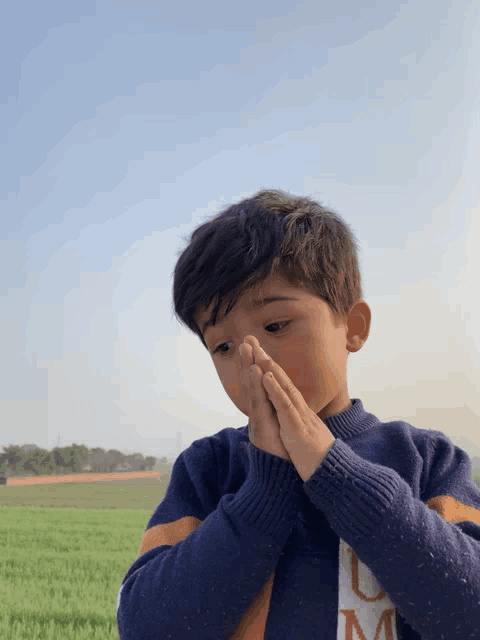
left=1, top=0, right=480, bottom=463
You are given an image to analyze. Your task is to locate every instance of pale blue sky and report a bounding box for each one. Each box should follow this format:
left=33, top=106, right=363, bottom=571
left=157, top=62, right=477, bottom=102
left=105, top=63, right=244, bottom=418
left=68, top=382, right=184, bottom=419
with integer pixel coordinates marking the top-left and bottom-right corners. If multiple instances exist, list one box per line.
left=2, top=0, right=480, bottom=462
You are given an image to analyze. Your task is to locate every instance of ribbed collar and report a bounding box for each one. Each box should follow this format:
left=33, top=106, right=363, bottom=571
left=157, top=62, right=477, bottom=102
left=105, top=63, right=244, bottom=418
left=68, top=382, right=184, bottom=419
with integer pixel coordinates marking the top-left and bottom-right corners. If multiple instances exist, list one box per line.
left=322, top=398, right=380, bottom=440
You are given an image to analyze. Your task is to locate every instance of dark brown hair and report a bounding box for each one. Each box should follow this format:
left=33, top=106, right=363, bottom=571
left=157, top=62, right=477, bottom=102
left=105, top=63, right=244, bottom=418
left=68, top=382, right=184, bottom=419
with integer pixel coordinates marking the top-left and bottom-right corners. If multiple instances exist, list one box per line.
left=171, top=188, right=364, bottom=350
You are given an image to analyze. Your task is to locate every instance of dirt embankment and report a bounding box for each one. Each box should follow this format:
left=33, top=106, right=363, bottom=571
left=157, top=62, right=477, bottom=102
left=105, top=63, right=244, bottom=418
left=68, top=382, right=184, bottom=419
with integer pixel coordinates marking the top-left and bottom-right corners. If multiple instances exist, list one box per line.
left=5, top=470, right=168, bottom=486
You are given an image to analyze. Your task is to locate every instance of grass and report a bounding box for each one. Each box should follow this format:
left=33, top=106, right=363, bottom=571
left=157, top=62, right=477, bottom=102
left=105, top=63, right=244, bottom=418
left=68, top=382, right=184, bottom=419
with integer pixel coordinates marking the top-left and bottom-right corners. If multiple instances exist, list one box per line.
left=0, top=474, right=170, bottom=639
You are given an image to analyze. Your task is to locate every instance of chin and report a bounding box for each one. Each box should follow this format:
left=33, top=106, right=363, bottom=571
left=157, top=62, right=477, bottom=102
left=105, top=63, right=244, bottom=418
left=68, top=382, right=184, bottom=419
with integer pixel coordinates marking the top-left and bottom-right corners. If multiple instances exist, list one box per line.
left=305, top=393, right=326, bottom=416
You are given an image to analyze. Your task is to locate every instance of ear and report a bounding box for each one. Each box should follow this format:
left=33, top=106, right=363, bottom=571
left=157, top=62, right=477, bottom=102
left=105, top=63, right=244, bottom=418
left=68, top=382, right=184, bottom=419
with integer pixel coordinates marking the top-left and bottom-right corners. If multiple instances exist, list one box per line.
left=346, top=301, right=371, bottom=353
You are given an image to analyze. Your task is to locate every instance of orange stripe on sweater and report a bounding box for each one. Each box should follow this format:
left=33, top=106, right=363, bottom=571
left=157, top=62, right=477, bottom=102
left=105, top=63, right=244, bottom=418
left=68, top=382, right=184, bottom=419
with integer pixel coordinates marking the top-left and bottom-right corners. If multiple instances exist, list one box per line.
left=138, top=516, right=202, bottom=555
left=426, top=495, right=480, bottom=524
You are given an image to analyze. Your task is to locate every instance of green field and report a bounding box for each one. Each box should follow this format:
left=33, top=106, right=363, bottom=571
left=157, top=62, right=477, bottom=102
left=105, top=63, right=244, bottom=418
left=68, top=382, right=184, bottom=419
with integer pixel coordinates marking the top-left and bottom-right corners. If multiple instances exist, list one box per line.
left=0, top=473, right=170, bottom=639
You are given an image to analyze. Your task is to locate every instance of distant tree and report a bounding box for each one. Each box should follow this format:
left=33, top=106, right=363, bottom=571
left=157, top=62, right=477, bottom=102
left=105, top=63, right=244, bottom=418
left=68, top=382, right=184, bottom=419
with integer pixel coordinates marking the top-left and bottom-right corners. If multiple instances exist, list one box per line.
left=2, top=446, right=25, bottom=476
left=21, top=448, right=48, bottom=476
left=52, top=448, right=67, bottom=474
left=0, top=450, right=8, bottom=476
left=70, top=443, right=89, bottom=472
left=59, top=446, right=76, bottom=474
left=106, top=449, right=124, bottom=472
left=145, top=456, right=156, bottom=470
left=89, top=447, right=109, bottom=473
left=0, top=442, right=168, bottom=478
left=32, top=449, right=49, bottom=475
left=123, top=452, right=146, bottom=471
left=41, top=451, right=55, bottom=475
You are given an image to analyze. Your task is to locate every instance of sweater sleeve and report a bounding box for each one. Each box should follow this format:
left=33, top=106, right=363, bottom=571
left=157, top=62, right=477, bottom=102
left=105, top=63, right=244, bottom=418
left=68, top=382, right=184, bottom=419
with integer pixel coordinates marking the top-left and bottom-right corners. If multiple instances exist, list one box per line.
left=116, top=439, right=304, bottom=640
left=303, top=432, right=480, bottom=640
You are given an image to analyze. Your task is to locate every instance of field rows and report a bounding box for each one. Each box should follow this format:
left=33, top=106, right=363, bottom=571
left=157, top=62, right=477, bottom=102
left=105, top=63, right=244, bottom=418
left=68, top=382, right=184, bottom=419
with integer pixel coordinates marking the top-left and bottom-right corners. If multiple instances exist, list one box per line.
left=0, top=474, right=170, bottom=640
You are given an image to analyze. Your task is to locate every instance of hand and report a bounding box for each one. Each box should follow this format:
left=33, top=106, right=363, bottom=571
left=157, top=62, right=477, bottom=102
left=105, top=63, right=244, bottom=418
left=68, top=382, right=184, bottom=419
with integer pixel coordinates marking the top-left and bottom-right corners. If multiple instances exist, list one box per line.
left=240, top=337, right=291, bottom=462
left=244, top=335, right=336, bottom=482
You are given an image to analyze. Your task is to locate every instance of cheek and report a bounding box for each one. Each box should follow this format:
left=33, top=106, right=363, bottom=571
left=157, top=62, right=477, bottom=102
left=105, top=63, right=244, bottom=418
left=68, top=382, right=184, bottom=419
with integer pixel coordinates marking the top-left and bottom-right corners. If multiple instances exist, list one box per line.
left=298, top=342, right=336, bottom=396
left=217, top=366, right=249, bottom=415
left=293, top=346, right=324, bottom=383
left=326, top=331, right=348, bottom=375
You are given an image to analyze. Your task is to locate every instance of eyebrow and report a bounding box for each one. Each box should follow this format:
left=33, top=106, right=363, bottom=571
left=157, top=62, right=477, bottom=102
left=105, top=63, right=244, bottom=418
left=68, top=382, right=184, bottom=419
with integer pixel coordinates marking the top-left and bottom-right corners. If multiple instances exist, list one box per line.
left=201, top=296, right=299, bottom=336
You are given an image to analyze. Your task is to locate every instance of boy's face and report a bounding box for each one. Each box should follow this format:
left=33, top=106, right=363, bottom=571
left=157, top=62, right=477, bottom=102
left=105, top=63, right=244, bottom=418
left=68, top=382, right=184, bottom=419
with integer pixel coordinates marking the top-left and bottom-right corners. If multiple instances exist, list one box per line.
left=196, top=274, right=371, bottom=421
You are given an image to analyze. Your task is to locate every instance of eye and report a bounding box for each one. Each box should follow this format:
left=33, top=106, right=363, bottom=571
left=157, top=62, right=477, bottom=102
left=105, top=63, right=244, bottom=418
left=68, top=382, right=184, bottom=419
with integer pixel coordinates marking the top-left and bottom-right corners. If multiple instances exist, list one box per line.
left=212, top=320, right=291, bottom=357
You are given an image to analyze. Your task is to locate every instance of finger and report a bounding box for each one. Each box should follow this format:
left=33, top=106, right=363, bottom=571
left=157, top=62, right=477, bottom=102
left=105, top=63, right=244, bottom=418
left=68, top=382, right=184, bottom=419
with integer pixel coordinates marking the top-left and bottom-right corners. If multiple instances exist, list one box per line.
left=251, top=363, right=277, bottom=417
left=262, top=371, right=302, bottom=445
left=249, top=364, right=263, bottom=414
left=252, top=344, right=305, bottom=415
left=241, top=342, right=253, bottom=364
left=243, top=335, right=259, bottom=353
left=240, top=343, right=254, bottom=396
left=243, top=335, right=301, bottom=415
left=262, top=370, right=296, bottom=415
left=248, top=363, right=262, bottom=445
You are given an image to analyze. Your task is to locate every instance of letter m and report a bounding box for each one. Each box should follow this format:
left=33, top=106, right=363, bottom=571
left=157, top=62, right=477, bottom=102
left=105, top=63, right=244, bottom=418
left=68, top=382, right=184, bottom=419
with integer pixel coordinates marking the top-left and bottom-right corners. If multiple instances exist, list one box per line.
left=339, top=608, right=396, bottom=640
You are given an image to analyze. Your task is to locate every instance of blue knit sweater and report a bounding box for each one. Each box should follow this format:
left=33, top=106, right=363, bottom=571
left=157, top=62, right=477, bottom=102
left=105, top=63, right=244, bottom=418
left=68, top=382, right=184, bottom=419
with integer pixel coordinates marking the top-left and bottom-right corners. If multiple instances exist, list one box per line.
left=116, top=398, right=480, bottom=639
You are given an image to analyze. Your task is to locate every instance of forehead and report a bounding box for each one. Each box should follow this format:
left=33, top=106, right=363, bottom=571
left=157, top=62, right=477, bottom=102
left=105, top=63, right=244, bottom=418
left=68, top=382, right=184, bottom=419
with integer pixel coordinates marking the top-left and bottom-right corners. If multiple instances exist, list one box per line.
left=196, top=275, right=311, bottom=335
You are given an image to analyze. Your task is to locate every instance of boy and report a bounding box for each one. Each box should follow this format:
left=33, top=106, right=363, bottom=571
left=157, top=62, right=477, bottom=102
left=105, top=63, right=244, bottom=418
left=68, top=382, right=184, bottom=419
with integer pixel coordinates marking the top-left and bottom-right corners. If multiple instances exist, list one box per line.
left=116, top=189, right=480, bottom=639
